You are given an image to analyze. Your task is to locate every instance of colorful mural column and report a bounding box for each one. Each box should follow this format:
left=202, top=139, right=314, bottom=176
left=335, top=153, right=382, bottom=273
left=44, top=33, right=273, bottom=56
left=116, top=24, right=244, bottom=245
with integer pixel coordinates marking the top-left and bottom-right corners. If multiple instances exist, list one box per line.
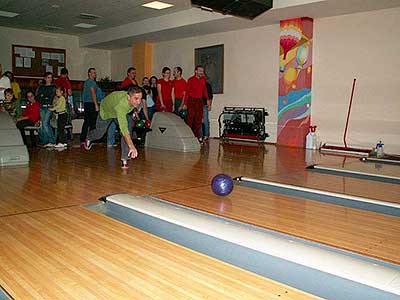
left=278, top=17, right=313, bottom=147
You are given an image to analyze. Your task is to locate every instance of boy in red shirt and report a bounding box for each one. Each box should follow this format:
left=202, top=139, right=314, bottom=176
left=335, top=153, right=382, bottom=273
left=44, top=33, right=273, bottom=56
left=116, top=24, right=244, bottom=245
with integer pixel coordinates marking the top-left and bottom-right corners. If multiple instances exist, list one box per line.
left=121, top=67, right=139, bottom=89
left=172, top=66, right=186, bottom=113
left=54, top=68, right=72, bottom=97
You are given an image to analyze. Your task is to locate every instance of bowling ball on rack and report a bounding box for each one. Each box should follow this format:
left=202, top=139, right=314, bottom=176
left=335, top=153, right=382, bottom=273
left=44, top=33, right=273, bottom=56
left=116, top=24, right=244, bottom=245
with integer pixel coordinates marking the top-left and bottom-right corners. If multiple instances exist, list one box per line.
left=179, top=109, right=188, bottom=119
left=136, top=120, right=145, bottom=129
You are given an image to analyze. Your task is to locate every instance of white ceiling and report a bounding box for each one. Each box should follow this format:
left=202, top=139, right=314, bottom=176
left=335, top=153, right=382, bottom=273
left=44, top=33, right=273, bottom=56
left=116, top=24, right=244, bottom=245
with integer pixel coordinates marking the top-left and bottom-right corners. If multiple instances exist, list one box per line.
left=0, top=0, right=400, bottom=49
left=0, top=0, right=192, bottom=34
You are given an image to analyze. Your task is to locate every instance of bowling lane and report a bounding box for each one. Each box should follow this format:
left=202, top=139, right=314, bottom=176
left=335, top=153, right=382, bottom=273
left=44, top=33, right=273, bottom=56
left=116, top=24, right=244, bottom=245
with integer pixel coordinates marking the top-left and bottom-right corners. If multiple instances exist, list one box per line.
left=0, top=206, right=320, bottom=300
left=153, top=185, right=400, bottom=265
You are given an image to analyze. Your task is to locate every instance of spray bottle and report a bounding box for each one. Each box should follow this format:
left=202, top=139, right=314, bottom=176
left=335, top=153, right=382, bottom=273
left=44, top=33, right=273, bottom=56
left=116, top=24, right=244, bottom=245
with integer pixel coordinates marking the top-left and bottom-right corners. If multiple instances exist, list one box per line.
left=376, top=141, right=384, bottom=158
left=306, top=125, right=317, bottom=149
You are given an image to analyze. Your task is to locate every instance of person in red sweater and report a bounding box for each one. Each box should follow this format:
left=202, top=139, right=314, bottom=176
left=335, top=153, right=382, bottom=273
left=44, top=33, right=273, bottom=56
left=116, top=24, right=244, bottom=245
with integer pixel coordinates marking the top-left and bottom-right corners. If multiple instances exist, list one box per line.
left=54, top=68, right=72, bottom=97
left=120, top=67, right=139, bottom=89
left=156, top=67, right=173, bottom=112
left=16, top=90, right=40, bottom=145
left=184, top=65, right=209, bottom=141
left=172, top=66, right=186, bottom=113
left=55, top=67, right=73, bottom=128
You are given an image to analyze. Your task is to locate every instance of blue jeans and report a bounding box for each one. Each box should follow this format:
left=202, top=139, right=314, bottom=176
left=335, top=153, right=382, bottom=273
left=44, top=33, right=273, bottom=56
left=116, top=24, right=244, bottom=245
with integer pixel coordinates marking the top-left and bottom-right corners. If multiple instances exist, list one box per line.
left=88, top=116, right=129, bottom=161
left=174, top=98, right=183, bottom=114
left=147, top=106, right=156, bottom=121
left=107, top=119, right=117, bottom=145
left=39, top=107, right=56, bottom=145
left=127, top=113, right=134, bottom=137
left=202, top=105, right=210, bottom=138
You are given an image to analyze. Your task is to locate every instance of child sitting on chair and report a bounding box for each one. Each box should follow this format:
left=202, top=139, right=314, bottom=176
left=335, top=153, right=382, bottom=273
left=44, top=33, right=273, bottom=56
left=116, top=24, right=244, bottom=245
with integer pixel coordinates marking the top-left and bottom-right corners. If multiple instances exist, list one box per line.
left=49, top=86, right=67, bottom=149
left=0, top=88, right=15, bottom=115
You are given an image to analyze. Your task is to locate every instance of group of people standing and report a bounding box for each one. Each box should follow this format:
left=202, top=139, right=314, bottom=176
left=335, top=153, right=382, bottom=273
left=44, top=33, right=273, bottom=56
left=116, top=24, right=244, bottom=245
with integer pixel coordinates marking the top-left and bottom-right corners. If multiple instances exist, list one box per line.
left=80, top=64, right=213, bottom=149
left=152, top=65, right=213, bottom=141
left=122, top=64, right=213, bottom=142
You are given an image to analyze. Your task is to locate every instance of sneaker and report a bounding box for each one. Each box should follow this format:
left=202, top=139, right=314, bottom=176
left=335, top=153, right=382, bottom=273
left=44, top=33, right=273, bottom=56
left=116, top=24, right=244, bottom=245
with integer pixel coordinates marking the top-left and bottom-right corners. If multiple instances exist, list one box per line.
left=203, top=137, right=209, bottom=142
left=121, top=160, right=129, bottom=169
left=83, top=138, right=92, bottom=150
left=44, top=143, right=55, bottom=148
left=54, top=143, right=65, bottom=148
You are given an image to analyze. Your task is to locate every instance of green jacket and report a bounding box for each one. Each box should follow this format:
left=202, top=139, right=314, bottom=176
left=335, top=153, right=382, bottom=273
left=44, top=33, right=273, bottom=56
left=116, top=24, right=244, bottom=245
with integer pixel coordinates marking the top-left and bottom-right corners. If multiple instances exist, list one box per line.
left=100, top=91, right=134, bottom=135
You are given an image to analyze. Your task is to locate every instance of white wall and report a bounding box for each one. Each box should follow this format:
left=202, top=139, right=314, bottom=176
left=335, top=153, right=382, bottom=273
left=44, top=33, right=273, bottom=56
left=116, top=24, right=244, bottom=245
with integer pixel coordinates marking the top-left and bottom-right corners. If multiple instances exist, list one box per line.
left=153, top=25, right=280, bottom=142
left=110, top=47, right=131, bottom=81
left=312, top=8, right=400, bottom=153
left=0, top=26, right=111, bottom=80
left=153, top=7, right=400, bottom=153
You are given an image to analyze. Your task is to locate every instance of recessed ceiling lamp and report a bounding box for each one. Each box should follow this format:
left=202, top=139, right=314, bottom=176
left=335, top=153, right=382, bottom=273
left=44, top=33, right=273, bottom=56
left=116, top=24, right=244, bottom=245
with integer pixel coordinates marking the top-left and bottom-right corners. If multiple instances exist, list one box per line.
left=142, top=1, right=174, bottom=10
left=74, top=23, right=97, bottom=29
left=0, top=10, right=19, bottom=18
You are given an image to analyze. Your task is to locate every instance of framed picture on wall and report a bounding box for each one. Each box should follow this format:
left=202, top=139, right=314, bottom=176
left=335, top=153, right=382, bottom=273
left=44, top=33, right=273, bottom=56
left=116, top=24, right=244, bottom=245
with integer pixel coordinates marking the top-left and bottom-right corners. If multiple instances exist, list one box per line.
left=195, top=44, right=224, bottom=94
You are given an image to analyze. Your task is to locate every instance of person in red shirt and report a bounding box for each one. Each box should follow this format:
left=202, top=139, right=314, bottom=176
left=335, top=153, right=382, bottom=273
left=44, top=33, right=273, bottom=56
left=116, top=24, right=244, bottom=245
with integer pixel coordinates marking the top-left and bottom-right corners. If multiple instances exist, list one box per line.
left=184, top=65, right=209, bottom=141
left=156, top=67, right=173, bottom=112
left=121, top=67, right=139, bottom=89
left=54, top=68, right=72, bottom=97
left=172, top=66, right=186, bottom=113
left=55, top=67, right=73, bottom=127
left=16, top=90, right=40, bottom=145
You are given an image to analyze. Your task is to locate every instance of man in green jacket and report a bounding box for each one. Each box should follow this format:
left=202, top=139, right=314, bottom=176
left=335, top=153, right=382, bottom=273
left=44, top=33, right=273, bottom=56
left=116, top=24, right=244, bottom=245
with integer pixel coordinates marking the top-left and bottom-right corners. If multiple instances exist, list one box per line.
left=84, top=86, right=142, bottom=169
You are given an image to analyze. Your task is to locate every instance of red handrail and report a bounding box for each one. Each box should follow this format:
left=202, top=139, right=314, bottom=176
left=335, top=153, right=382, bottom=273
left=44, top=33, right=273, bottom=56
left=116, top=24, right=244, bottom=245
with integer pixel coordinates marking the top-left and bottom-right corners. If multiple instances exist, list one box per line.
left=343, top=78, right=356, bottom=148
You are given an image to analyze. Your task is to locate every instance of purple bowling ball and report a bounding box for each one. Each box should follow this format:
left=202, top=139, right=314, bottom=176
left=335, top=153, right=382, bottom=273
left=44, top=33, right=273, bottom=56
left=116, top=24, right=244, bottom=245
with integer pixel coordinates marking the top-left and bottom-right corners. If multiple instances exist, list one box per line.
left=211, top=174, right=234, bottom=196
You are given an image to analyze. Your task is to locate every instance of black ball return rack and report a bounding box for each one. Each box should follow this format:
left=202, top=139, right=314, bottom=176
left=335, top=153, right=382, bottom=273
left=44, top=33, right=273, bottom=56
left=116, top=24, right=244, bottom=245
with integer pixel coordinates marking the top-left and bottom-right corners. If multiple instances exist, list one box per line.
left=218, top=106, right=269, bottom=142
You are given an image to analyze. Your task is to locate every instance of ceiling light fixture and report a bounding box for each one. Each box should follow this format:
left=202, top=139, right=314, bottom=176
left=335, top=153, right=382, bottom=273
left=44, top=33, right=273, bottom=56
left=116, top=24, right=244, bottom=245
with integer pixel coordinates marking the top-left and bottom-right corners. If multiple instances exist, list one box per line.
left=74, top=23, right=97, bottom=29
left=0, top=10, right=19, bottom=18
left=142, top=1, right=174, bottom=10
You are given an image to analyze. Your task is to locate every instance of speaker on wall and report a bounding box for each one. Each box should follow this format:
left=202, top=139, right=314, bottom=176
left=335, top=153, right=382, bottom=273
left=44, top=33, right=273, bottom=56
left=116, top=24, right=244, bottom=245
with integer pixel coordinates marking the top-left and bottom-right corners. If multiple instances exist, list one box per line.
left=191, top=0, right=273, bottom=20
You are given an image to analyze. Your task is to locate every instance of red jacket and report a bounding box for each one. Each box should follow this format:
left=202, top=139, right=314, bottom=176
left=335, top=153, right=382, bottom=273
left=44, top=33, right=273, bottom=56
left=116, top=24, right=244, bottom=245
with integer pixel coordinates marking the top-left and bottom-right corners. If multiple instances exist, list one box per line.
left=22, top=101, right=40, bottom=123
left=121, top=77, right=138, bottom=89
left=54, top=76, right=72, bottom=96
left=184, top=75, right=209, bottom=104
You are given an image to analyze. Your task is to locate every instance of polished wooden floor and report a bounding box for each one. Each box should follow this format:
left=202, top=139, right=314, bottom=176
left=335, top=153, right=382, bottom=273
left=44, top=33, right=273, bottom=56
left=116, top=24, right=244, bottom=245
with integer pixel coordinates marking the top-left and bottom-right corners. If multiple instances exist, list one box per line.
left=1, top=139, right=400, bottom=299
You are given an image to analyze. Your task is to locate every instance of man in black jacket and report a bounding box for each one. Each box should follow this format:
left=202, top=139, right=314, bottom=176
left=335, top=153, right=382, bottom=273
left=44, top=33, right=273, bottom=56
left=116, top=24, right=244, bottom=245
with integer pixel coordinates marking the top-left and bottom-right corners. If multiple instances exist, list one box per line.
left=202, top=75, right=213, bottom=142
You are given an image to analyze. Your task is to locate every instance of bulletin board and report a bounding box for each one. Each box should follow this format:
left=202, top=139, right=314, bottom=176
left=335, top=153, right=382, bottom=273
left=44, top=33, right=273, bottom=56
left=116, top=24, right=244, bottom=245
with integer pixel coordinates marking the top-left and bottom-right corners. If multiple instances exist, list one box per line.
left=12, top=44, right=66, bottom=78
